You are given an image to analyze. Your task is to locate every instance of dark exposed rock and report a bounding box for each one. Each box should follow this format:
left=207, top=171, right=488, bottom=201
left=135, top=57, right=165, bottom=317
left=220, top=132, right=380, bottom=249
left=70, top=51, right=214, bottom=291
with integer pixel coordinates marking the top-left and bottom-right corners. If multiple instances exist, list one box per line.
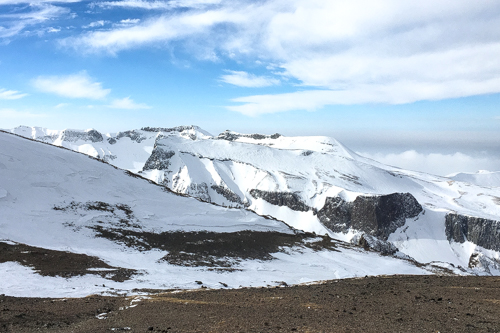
left=217, top=131, right=282, bottom=141
left=142, top=148, right=175, bottom=171
left=249, top=189, right=310, bottom=212
left=107, top=137, right=117, bottom=145
left=88, top=228, right=338, bottom=268
left=211, top=184, right=246, bottom=206
left=317, top=193, right=422, bottom=240
left=186, top=183, right=210, bottom=202
left=351, top=234, right=398, bottom=255
left=445, top=213, right=500, bottom=251
left=141, top=125, right=199, bottom=133
left=0, top=241, right=136, bottom=281
left=60, top=129, right=103, bottom=143
left=113, top=130, right=146, bottom=143
left=468, top=252, right=500, bottom=274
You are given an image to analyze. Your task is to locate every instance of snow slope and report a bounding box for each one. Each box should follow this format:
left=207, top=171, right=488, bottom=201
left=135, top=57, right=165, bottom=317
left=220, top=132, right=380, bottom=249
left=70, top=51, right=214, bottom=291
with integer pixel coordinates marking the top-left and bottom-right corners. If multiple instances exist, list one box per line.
left=448, top=170, right=500, bottom=188
left=6, top=125, right=500, bottom=272
left=0, top=131, right=433, bottom=297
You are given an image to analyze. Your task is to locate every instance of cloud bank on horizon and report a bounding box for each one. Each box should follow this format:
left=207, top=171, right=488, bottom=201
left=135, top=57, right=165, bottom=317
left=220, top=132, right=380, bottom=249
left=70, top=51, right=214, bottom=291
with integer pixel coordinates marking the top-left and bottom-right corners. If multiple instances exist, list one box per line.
left=1, top=0, right=500, bottom=173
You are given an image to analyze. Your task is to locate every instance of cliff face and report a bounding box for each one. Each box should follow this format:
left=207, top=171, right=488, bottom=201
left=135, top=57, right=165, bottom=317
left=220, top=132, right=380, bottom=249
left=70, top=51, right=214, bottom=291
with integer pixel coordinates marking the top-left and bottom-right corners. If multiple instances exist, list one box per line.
left=60, top=129, right=103, bottom=143
left=249, top=189, right=310, bottom=212
left=317, top=193, right=423, bottom=240
left=445, top=213, right=500, bottom=251
left=142, top=148, right=175, bottom=171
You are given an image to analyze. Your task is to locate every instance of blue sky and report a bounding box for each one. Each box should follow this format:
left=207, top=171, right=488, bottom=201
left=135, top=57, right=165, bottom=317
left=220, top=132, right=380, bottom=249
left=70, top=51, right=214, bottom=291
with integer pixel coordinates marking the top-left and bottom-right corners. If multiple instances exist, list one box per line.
left=1, top=0, right=500, bottom=175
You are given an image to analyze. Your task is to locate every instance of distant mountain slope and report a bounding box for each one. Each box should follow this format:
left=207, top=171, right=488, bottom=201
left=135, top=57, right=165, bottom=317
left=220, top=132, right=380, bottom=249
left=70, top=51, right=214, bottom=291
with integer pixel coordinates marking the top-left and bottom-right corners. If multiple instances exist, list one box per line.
left=6, top=125, right=500, bottom=275
left=0, top=131, right=434, bottom=297
left=448, top=170, right=500, bottom=188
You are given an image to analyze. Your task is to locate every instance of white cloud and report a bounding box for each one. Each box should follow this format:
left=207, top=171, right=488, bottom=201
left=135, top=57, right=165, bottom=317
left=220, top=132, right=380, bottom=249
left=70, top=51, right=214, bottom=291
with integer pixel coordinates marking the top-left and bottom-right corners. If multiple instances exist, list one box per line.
left=60, top=9, right=245, bottom=55
left=60, top=0, right=500, bottom=112
left=0, top=4, right=70, bottom=38
left=82, top=20, right=109, bottom=29
left=220, top=70, right=279, bottom=88
left=0, top=88, right=27, bottom=100
left=226, top=76, right=500, bottom=116
left=32, top=72, right=110, bottom=99
left=359, top=150, right=500, bottom=176
left=0, top=0, right=78, bottom=4
left=107, top=97, right=151, bottom=109
left=112, top=18, right=141, bottom=27
left=90, top=0, right=221, bottom=10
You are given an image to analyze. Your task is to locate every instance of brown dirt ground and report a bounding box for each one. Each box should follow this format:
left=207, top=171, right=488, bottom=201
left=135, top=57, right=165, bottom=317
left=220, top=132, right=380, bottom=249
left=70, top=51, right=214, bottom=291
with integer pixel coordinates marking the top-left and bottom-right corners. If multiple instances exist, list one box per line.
left=2, top=275, right=500, bottom=332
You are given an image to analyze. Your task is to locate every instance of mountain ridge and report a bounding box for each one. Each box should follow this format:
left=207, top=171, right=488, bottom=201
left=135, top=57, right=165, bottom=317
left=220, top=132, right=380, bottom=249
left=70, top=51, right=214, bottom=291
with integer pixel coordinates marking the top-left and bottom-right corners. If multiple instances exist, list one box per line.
left=5, top=125, right=500, bottom=276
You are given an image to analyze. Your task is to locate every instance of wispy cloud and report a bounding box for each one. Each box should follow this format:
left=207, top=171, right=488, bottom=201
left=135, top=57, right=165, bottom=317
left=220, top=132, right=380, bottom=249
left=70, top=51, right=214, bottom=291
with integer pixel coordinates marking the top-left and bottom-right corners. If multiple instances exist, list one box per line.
left=90, top=0, right=221, bottom=10
left=60, top=9, right=245, bottom=55
left=220, top=70, right=279, bottom=88
left=0, top=4, right=70, bottom=39
left=112, top=18, right=141, bottom=27
left=60, top=0, right=500, bottom=113
left=226, top=76, right=500, bottom=116
left=0, top=0, right=78, bottom=4
left=32, top=72, right=111, bottom=99
left=107, top=97, right=151, bottom=109
left=359, top=150, right=500, bottom=176
left=82, top=20, right=109, bottom=29
left=0, top=88, right=27, bottom=99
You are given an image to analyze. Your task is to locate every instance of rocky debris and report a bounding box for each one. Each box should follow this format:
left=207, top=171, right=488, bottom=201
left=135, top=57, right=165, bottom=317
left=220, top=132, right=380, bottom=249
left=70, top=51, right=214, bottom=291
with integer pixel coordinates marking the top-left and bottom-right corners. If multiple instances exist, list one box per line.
left=0, top=241, right=136, bottom=281
left=88, top=229, right=339, bottom=268
left=60, top=129, right=103, bottom=143
left=142, top=148, right=175, bottom=171
left=3, top=275, right=500, bottom=332
left=101, top=154, right=118, bottom=162
left=317, top=193, right=423, bottom=240
left=468, top=252, right=500, bottom=274
left=445, top=213, right=500, bottom=251
left=217, top=131, right=282, bottom=141
left=249, top=189, right=311, bottom=212
left=351, top=233, right=398, bottom=255
left=53, top=201, right=140, bottom=229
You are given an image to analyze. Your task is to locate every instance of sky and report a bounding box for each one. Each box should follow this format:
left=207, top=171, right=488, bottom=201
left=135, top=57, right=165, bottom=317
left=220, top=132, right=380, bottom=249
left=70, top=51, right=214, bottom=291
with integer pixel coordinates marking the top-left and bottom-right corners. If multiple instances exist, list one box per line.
left=1, top=0, right=500, bottom=176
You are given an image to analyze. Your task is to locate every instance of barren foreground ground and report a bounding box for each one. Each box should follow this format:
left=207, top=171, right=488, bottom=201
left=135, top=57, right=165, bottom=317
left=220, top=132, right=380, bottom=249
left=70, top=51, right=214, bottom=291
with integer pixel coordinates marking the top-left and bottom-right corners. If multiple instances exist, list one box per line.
left=1, top=275, right=500, bottom=332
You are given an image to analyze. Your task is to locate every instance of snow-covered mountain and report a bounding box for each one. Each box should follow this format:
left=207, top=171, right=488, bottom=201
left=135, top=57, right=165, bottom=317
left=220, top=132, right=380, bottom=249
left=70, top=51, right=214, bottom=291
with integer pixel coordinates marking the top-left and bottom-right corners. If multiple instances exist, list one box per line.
left=6, top=125, right=500, bottom=276
left=1, top=130, right=438, bottom=297
left=448, top=170, right=500, bottom=188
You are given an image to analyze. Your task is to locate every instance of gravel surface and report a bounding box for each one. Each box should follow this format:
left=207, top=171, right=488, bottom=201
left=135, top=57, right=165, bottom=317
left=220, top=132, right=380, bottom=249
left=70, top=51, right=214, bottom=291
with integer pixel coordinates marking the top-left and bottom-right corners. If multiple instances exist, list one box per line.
left=2, top=275, right=500, bottom=332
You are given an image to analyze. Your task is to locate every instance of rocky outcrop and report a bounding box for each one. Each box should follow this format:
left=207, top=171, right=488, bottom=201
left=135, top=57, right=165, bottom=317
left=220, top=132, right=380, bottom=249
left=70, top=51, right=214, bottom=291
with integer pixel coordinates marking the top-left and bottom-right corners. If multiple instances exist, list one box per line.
left=60, top=129, right=103, bottom=143
left=110, top=130, right=147, bottom=144
left=351, top=234, right=399, bottom=255
left=468, top=252, right=500, bottom=274
left=445, top=213, right=500, bottom=251
left=186, top=183, right=210, bottom=202
left=217, top=131, right=282, bottom=141
left=141, top=125, right=199, bottom=133
left=317, top=193, right=422, bottom=240
left=249, top=190, right=310, bottom=212
left=211, top=185, right=246, bottom=206
left=142, top=148, right=175, bottom=171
